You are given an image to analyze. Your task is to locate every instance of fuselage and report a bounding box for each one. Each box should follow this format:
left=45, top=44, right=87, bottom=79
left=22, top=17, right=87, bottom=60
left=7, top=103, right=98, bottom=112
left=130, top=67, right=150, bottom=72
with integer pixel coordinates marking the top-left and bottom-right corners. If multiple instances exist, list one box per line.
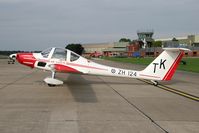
left=13, top=47, right=190, bottom=85
left=16, top=47, right=140, bottom=79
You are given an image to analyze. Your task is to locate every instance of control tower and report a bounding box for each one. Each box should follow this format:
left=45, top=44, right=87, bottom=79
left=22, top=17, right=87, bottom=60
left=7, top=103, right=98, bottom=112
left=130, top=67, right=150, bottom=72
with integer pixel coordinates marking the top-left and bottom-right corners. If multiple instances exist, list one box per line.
left=137, top=30, right=154, bottom=48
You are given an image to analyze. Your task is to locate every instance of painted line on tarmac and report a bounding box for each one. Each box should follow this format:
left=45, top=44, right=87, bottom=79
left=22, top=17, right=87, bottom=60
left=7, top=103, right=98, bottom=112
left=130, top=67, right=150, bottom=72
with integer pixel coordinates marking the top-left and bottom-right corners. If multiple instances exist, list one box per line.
left=98, top=76, right=169, bottom=133
left=138, top=79, right=199, bottom=102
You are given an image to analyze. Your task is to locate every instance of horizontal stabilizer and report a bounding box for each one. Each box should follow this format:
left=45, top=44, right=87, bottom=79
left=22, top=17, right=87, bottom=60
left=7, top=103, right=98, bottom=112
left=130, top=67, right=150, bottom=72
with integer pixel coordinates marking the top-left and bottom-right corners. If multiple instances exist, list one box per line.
left=163, top=48, right=191, bottom=52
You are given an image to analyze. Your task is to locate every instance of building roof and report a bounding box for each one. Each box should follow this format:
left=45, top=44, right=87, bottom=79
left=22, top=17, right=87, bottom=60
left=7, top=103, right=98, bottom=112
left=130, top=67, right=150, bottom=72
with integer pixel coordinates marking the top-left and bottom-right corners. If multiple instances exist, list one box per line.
left=155, top=36, right=188, bottom=41
left=82, top=43, right=114, bottom=48
left=103, top=48, right=127, bottom=52
left=113, top=42, right=129, bottom=48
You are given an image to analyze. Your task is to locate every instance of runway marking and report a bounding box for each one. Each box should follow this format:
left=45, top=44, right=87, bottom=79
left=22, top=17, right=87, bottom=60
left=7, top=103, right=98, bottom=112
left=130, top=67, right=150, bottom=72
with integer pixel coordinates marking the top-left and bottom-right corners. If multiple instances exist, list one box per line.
left=138, top=79, right=199, bottom=102
left=98, top=76, right=169, bottom=133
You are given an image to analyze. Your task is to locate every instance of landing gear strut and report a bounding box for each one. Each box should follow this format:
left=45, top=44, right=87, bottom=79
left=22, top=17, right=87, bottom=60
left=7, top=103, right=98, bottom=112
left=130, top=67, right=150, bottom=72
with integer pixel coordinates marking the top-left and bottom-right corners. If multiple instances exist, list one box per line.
left=151, top=80, right=158, bottom=86
left=44, top=71, right=63, bottom=87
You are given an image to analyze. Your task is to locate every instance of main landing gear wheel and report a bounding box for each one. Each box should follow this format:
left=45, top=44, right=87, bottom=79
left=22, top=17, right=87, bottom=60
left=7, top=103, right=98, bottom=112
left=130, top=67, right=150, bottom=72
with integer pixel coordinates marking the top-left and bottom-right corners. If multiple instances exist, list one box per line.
left=151, top=80, right=159, bottom=86
left=44, top=71, right=63, bottom=87
left=8, top=59, right=15, bottom=64
left=48, top=84, right=56, bottom=87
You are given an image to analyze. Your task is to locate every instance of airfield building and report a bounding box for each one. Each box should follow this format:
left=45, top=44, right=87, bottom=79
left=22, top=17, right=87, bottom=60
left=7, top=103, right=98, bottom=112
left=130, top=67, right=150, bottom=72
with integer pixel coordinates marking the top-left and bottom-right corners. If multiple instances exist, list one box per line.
left=82, top=43, right=114, bottom=57
left=103, top=42, right=129, bottom=57
left=82, top=34, right=199, bottom=57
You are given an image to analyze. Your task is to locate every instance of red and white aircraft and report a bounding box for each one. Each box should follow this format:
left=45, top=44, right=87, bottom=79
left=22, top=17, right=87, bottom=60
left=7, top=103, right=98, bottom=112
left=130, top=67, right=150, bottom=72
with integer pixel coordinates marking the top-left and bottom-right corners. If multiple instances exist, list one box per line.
left=10, top=47, right=190, bottom=86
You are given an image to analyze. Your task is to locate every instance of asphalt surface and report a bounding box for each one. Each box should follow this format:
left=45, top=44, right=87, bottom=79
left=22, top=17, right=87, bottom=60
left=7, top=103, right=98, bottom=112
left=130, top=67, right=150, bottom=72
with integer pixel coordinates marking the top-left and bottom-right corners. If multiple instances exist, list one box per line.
left=0, top=59, right=198, bottom=133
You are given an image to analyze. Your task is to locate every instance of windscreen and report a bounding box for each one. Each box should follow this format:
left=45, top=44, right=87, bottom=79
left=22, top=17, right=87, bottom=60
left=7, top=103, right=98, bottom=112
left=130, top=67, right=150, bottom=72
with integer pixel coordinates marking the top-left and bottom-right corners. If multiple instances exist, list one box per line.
left=41, top=48, right=52, bottom=58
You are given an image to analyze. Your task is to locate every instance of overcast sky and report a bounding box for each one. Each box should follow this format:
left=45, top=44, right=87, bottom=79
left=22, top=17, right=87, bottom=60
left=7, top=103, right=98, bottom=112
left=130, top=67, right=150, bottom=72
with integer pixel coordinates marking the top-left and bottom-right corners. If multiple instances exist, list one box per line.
left=0, top=0, right=198, bottom=50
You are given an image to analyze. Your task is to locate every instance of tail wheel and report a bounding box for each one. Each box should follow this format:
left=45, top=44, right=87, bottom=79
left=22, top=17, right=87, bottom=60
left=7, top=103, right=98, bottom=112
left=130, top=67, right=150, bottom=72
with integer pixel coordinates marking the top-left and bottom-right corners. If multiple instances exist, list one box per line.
left=153, top=81, right=158, bottom=86
left=151, top=80, right=159, bottom=86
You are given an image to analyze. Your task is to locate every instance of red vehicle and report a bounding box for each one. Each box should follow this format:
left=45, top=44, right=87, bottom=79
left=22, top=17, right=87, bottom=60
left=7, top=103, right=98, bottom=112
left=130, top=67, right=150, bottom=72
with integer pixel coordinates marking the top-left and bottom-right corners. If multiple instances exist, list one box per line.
left=90, top=51, right=103, bottom=58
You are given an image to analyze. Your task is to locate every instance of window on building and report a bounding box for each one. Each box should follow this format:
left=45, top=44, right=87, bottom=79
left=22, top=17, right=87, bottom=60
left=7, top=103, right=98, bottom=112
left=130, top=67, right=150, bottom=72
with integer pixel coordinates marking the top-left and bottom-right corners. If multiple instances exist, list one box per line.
left=193, top=52, right=197, bottom=56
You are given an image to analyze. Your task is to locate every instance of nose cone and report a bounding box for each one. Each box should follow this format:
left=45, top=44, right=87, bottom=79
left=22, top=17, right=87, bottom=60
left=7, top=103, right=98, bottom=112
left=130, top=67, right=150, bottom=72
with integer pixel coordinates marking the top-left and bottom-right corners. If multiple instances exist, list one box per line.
left=16, top=53, right=36, bottom=68
left=9, top=54, right=16, bottom=59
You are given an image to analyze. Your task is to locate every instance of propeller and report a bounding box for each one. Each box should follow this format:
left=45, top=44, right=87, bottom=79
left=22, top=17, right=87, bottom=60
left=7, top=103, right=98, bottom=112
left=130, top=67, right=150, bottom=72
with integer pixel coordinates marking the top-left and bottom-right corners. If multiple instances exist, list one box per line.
left=8, top=54, right=17, bottom=64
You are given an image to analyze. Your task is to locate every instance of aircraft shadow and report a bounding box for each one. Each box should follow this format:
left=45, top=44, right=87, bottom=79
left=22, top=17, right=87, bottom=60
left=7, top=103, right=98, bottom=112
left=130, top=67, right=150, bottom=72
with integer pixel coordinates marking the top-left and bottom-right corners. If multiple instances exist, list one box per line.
left=61, top=74, right=98, bottom=103
left=62, top=75, right=147, bottom=86
left=57, top=74, right=149, bottom=103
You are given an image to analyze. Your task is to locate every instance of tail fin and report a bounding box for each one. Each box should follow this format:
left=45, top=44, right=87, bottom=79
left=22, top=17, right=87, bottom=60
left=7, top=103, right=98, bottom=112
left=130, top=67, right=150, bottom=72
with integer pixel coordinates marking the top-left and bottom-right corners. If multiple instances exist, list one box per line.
left=139, top=48, right=190, bottom=81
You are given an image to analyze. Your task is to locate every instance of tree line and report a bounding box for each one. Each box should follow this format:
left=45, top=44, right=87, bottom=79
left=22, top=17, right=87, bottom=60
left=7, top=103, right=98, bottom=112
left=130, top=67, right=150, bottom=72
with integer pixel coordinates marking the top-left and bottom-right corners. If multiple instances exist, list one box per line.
left=0, top=51, right=41, bottom=56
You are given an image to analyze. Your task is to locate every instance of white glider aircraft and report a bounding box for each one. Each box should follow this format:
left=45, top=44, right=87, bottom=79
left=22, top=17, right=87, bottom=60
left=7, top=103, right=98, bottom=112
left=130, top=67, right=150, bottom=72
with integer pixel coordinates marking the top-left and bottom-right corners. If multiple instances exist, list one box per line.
left=9, top=47, right=190, bottom=86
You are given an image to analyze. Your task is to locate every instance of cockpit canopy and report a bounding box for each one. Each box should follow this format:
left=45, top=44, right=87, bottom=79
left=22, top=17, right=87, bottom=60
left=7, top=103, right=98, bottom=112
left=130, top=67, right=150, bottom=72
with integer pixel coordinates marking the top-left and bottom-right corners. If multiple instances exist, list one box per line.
left=52, top=48, right=67, bottom=60
left=41, top=47, right=80, bottom=62
left=41, top=47, right=52, bottom=58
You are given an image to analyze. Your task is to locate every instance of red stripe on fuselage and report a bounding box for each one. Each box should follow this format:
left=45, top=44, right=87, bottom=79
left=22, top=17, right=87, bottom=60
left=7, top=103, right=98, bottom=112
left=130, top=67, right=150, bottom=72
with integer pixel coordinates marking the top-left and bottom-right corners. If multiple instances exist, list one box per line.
left=139, top=74, right=161, bottom=79
left=66, top=62, right=108, bottom=71
left=54, top=64, right=81, bottom=73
